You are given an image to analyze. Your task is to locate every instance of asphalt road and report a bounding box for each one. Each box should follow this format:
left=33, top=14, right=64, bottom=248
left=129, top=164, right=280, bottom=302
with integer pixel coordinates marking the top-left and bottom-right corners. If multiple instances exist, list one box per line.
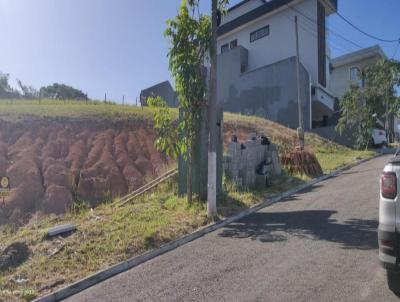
left=65, top=155, right=399, bottom=302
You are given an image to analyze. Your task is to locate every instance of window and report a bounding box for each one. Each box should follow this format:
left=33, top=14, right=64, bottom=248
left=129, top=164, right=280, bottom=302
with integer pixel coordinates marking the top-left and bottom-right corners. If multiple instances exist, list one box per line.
left=250, top=25, right=269, bottom=43
left=230, top=39, right=238, bottom=49
left=350, top=67, right=360, bottom=81
left=221, top=43, right=229, bottom=53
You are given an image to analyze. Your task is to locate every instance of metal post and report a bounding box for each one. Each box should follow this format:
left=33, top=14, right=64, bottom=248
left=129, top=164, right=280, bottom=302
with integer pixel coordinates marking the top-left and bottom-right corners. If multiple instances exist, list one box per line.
left=123, top=95, right=125, bottom=105
left=207, top=0, right=218, bottom=219
left=295, top=15, right=304, bottom=149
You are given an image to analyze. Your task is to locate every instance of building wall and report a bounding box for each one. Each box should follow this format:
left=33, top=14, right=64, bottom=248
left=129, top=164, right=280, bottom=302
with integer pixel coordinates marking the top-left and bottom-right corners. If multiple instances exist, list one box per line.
left=217, top=47, right=311, bottom=130
left=140, top=81, right=178, bottom=108
left=218, top=0, right=319, bottom=85
left=330, top=55, right=382, bottom=99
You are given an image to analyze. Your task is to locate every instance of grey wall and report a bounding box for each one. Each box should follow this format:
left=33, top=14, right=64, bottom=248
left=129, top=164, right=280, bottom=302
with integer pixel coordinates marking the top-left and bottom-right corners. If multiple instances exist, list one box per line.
left=217, top=46, right=311, bottom=131
left=140, top=81, right=178, bottom=108
left=311, top=125, right=356, bottom=147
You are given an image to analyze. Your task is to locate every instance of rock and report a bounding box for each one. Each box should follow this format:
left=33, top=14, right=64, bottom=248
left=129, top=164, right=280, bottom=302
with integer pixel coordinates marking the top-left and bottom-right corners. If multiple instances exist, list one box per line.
left=0, top=242, right=30, bottom=271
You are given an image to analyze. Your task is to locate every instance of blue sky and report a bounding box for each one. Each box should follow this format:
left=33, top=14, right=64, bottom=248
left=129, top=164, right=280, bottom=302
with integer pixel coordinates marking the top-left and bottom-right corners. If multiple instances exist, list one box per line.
left=0, top=0, right=399, bottom=104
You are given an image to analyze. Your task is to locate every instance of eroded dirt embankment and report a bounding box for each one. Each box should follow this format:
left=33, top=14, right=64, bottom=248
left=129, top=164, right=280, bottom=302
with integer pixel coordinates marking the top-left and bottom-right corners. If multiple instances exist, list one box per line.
left=0, top=117, right=170, bottom=224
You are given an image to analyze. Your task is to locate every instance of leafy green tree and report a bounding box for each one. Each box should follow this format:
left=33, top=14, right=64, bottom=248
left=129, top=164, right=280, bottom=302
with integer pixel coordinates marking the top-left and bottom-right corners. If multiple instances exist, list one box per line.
left=164, top=0, right=213, bottom=204
left=40, top=83, right=88, bottom=100
left=337, top=59, right=400, bottom=149
left=147, top=96, right=181, bottom=159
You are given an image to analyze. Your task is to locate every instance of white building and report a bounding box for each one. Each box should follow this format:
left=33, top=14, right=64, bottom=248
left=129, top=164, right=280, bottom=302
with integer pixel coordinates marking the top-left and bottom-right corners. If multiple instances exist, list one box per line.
left=217, top=0, right=338, bottom=130
left=330, top=45, right=387, bottom=99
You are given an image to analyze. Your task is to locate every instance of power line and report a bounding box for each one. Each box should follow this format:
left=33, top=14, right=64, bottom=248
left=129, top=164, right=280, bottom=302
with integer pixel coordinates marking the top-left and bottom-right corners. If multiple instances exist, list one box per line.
left=336, top=11, right=399, bottom=43
left=281, top=10, right=355, bottom=56
left=287, top=5, right=364, bottom=51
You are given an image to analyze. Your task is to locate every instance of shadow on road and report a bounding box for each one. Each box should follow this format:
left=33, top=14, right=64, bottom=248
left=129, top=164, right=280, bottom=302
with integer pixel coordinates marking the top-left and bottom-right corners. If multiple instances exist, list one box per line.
left=219, top=210, right=378, bottom=250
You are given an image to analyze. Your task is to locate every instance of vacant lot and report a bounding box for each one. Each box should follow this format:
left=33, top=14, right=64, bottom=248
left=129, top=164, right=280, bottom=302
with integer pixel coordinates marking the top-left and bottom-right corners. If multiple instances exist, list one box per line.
left=0, top=100, right=375, bottom=301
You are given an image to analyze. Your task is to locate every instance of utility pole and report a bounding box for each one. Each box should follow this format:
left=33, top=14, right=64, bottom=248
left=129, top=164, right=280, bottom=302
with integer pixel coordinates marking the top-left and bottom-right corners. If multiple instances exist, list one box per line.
left=207, top=0, right=218, bottom=219
left=104, top=93, right=107, bottom=104
left=295, top=15, right=304, bottom=149
left=122, top=95, right=125, bottom=105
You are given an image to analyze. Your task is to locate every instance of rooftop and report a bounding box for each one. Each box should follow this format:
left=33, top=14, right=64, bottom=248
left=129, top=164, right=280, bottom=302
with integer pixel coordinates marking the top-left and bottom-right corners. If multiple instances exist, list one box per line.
left=219, top=0, right=338, bottom=37
left=331, top=45, right=387, bottom=68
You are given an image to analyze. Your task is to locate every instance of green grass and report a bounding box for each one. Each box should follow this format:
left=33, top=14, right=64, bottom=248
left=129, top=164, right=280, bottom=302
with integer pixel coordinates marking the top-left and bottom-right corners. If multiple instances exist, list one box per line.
left=0, top=99, right=172, bottom=122
left=0, top=180, right=207, bottom=301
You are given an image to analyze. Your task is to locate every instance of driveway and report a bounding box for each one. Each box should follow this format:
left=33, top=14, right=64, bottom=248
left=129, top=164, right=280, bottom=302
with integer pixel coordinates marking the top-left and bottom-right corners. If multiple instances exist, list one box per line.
left=65, top=155, right=398, bottom=302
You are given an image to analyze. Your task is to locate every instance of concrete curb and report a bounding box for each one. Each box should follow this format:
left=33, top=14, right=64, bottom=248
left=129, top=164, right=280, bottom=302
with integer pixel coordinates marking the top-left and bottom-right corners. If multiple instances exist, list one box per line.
left=33, top=153, right=383, bottom=302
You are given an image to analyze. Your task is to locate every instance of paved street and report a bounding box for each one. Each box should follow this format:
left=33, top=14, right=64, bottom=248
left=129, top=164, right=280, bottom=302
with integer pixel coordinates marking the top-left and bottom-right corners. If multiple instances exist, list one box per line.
left=66, top=155, right=399, bottom=302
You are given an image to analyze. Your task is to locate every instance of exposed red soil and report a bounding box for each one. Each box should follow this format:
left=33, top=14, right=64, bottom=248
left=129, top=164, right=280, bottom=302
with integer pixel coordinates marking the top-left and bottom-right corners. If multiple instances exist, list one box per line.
left=0, top=117, right=170, bottom=225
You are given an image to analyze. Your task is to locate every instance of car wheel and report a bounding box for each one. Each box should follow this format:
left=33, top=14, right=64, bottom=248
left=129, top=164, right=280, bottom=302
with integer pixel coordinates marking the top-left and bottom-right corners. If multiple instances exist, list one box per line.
left=387, top=270, right=400, bottom=296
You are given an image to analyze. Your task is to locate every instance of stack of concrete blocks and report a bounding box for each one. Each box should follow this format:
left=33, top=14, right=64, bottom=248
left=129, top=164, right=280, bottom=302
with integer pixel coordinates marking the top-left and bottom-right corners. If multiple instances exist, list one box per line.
left=224, top=133, right=281, bottom=188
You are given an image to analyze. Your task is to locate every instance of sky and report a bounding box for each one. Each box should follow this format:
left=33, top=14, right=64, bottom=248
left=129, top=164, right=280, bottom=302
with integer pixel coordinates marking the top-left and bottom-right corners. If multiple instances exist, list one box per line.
left=0, top=0, right=399, bottom=104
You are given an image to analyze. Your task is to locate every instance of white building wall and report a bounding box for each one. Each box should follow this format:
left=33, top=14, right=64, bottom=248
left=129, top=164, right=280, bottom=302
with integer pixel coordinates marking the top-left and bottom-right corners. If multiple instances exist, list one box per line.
left=218, top=0, right=319, bottom=85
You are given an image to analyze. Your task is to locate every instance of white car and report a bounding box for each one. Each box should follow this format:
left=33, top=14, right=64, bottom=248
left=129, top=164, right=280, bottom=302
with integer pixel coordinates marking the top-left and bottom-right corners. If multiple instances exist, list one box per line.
left=379, top=157, right=400, bottom=295
left=372, top=128, right=387, bottom=147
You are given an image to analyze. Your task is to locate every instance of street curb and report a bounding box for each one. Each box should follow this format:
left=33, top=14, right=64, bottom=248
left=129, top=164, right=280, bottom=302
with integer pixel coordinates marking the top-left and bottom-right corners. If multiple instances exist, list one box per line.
left=33, top=153, right=383, bottom=302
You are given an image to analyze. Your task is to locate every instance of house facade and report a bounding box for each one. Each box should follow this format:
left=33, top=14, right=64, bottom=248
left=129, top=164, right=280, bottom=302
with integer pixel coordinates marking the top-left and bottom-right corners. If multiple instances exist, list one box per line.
left=217, top=0, right=338, bottom=131
left=330, top=45, right=387, bottom=99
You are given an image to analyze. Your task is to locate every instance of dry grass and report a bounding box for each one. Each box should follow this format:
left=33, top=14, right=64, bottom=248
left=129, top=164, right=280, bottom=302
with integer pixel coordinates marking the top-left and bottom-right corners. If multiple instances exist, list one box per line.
left=0, top=179, right=207, bottom=301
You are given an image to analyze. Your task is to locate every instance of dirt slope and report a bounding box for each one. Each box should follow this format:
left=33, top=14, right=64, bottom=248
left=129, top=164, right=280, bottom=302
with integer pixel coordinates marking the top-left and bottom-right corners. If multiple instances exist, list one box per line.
left=0, top=117, right=169, bottom=224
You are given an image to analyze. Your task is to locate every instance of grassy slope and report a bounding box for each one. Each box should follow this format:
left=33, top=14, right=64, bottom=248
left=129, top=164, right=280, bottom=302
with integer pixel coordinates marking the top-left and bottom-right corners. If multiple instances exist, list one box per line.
left=224, top=113, right=375, bottom=173
left=0, top=101, right=375, bottom=301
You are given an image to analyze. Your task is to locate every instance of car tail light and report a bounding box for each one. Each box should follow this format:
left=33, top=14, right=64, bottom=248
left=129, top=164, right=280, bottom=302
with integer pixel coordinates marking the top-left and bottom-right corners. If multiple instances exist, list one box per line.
left=381, top=172, right=397, bottom=199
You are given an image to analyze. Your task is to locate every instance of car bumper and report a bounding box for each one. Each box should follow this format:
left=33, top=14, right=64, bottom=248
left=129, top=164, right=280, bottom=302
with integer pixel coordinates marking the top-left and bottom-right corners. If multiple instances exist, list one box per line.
left=379, top=228, right=399, bottom=271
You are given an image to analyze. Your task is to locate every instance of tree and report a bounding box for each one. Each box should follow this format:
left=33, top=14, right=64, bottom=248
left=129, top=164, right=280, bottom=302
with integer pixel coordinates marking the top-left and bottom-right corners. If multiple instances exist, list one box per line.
left=0, top=73, right=20, bottom=99
left=147, top=96, right=181, bottom=159
left=40, top=83, right=88, bottom=100
left=337, top=59, right=400, bottom=149
left=164, top=0, right=212, bottom=204
left=17, top=79, right=38, bottom=99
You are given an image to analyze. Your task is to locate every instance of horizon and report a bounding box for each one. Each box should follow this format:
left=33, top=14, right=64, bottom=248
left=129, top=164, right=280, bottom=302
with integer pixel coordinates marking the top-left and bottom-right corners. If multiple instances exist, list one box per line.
left=0, top=0, right=399, bottom=104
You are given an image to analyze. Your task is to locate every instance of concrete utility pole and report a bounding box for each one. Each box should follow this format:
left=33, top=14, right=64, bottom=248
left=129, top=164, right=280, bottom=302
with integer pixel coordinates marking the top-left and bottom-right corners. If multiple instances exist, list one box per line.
left=207, top=0, right=218, bottom=219
left=104, top=93, right=107, bottom=104
left=295, top=15, right=305, bottom=149
left=123, top=95, right=125, bottom=105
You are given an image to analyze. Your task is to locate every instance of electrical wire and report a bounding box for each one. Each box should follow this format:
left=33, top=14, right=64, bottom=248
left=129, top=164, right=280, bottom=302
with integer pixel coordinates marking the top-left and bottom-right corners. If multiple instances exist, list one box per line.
left=286, top=5, right=365, bottom=52
left=283, top=8, right=362, bottom=55
left=336, top=11, right=399, bottom=44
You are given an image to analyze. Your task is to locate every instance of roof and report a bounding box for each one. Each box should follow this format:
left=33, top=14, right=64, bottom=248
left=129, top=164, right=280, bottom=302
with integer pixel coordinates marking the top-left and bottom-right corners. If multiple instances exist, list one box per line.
left=219, top=0, right=337, bottom=37
left=140, top=81, right=173, bottom=96
left=331, top=45, right=387, bottom=68
left=219, top=0, right=294, bottom=36
left=227, top=0, right=253, bottom=12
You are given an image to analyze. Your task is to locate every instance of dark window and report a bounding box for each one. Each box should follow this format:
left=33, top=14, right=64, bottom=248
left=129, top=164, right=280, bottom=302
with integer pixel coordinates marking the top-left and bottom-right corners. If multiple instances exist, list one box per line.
left=221, top=43, right=229, bottom=53
left=317, top=1, right=326, bottom=87
left=230, top=39, right=238, bottom=49
left=250, top=25, right=269, bottom=43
